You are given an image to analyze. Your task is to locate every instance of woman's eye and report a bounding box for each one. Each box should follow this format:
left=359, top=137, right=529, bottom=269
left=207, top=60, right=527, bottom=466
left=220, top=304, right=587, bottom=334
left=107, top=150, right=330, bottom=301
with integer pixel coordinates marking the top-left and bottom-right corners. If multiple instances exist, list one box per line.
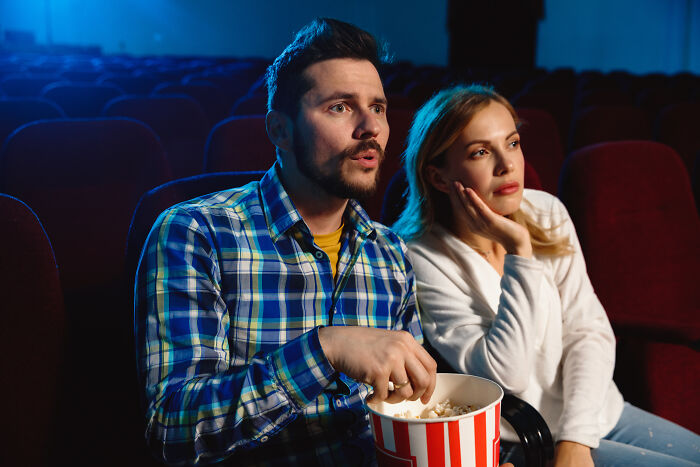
left=330, top=103, right=347, bottom=113
left=509, top=139, right=520, bottom=148
left=471, top=148, right=487, bottom=158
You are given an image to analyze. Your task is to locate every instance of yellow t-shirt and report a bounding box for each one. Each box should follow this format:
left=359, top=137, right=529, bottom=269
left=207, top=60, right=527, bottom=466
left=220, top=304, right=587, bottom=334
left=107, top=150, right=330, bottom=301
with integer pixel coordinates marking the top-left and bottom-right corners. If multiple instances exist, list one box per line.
left=314, top=223, right=344, bottom=278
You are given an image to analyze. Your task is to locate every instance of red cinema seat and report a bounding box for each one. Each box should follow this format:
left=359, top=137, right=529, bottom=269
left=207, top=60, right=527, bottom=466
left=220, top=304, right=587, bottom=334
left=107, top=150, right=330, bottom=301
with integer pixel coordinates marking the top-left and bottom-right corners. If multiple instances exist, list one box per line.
left=41, top=82, right=124, bottom=118
left=103, top=94, right=209, bottom=179
left=516, top=107, right=565, bottom=194
left=0, top=118, right=171, bottom=464
left=569, top=105, right=652, bottom=152
left=558, top=140, right=700, bottom=432
left=203, top=115, right=276, bottom=172
left=0, top=194, right=64, bottom=467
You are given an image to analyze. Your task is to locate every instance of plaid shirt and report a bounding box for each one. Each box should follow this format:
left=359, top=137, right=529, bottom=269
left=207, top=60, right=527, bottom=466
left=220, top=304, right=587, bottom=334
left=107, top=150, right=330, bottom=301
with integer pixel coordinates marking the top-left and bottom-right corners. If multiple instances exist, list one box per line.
left=135, top=164, right=422, bottom=466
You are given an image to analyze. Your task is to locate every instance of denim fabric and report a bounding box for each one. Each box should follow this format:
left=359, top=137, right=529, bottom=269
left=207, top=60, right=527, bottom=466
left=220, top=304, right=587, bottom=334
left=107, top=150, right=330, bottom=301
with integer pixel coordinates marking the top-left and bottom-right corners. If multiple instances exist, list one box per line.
left=501, top=403, right=700, bottom=466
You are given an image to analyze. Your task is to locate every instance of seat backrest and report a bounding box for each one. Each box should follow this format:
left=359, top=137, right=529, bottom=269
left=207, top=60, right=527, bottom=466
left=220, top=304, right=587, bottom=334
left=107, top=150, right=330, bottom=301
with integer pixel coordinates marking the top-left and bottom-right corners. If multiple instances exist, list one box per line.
left=654, top=102, right=699, bottom=171
left=380, top=161, right=543, bottom=227
left=125, top=171, right=265, bottom=294
left=512, top=87, right=574, bottom=147
left=103, top=94, right=209, bottom=179
left=568, top=105, right=652, bottom=152
left=0, top=194, right=64, bottom=466
left=516, top=107, right=564, bottom=194
left=152, top=81, right=229, bottom=126
left=231, top=93, right=267, bottom=116
left=98, top=73, right=161, bottom=95
left=0, top=97, right=66, bottom=148
left=0, top=73, right=62, bottom=97
left=203, top=115, right=276, bottom=172
left=41, top=82, right=124, bottom=118
left=0, top=119, right=172, bottom=462
left=558, top=140, right=700, bottom=342
left=0, top=118, right=171, bottom=295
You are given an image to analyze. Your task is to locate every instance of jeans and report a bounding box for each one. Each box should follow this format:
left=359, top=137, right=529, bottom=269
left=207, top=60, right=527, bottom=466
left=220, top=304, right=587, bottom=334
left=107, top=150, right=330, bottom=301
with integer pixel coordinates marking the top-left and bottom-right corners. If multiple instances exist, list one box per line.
left=501, top=403, right=700, bottom=466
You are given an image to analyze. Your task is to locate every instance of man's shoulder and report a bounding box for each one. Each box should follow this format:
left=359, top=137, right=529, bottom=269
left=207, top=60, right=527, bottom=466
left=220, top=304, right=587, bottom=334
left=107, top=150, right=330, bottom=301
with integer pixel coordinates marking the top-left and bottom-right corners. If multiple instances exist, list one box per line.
left=163, top=181, right=262, bottom=223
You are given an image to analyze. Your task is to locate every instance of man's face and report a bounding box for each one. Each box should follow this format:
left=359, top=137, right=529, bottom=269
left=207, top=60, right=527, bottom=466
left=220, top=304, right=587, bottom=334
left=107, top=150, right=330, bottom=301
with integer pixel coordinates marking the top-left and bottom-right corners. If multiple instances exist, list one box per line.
left=291, top=58, right=389, bottom=200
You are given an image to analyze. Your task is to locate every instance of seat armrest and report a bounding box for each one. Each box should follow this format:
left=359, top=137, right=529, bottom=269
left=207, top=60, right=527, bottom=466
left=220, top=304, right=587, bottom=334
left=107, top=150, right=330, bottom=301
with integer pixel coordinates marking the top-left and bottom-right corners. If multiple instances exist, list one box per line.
left=502, top=394, right=554, bottom=467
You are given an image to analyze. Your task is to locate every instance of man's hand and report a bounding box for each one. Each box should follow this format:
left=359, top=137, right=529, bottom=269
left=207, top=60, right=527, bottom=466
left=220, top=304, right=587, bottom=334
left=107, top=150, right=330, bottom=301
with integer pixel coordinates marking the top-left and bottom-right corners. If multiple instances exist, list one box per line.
left=553, top=441, right=593, bottom=467
left=318, top=326, right=437, bottom=404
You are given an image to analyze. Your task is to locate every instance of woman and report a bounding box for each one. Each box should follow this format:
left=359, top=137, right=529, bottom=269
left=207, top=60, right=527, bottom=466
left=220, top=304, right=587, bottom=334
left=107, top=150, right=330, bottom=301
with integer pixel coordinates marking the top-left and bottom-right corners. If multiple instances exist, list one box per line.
left=394, top=84, right=700, bottom=466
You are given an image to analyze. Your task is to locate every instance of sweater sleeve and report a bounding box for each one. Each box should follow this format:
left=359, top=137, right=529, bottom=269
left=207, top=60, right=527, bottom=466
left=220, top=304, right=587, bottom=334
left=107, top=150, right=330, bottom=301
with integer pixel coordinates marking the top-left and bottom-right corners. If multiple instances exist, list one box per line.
left=548, top=198, right=617, bottom=448
left=409, top=232, right=547, bottom=394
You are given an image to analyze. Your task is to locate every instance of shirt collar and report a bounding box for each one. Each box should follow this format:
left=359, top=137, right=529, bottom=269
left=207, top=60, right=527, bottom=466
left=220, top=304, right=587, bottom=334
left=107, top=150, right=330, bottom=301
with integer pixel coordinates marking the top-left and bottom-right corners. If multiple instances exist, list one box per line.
left=260, top=162, right=377, bottom=242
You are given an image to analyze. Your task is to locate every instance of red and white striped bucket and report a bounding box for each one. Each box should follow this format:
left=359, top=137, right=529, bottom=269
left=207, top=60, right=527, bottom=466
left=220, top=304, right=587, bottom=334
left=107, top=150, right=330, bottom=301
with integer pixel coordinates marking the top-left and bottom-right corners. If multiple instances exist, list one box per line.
left=366, top=374, right=503, bottom=467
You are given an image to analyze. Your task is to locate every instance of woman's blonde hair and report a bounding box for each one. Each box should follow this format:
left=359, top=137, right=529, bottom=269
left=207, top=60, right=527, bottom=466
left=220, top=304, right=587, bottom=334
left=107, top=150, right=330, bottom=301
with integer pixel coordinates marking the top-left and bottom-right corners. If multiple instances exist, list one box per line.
left=392, top=84, right=572, bottom=256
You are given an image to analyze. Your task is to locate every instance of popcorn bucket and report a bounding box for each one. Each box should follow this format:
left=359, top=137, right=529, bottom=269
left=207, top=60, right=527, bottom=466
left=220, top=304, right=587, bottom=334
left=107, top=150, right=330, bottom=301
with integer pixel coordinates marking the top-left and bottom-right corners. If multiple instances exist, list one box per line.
left=365, top=373, right=503, bottom=467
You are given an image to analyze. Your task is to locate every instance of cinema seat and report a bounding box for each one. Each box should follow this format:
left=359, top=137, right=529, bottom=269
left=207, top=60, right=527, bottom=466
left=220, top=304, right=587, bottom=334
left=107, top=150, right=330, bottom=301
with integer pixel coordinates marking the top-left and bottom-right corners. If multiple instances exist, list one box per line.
left=654, top=102, right=700, bottom=171
left=103, top=94, right=209, bottom=179
left=0, top=118, right=171, bottom=465
left=203, top=115, right=276, bottom=172
left=0, top=194, right=64, bottom=467
left=41, top=82, right=124, bottom=118
left=516, top=107, right=564, bottom=194
left=568, top=105, right=652, bottom=152
left=558, top=140, right=700, bottom=432
left=0, top=97, right=65, bottom=148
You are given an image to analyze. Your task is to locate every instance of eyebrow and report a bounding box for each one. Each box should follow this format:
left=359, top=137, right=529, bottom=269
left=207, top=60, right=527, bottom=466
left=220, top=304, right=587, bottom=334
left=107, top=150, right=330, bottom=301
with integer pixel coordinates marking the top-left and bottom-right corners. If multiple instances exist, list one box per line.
left=318, top=92, right=388, bottom=106
left=463, top=130, right=519, bottom=147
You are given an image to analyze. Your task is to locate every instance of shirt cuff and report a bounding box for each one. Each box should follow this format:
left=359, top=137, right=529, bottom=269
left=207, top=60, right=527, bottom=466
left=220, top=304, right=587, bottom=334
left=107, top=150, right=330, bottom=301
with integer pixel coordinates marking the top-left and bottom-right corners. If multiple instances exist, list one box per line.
left=268, top=326, right=337, bottom=409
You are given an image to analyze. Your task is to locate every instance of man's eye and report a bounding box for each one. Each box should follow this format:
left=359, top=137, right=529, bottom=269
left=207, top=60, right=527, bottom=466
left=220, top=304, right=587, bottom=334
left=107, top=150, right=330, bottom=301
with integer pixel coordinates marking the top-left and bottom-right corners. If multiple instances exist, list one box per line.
left=371, top=104, right=386, bottom=114
left=330, top=103, right=347, bottom=113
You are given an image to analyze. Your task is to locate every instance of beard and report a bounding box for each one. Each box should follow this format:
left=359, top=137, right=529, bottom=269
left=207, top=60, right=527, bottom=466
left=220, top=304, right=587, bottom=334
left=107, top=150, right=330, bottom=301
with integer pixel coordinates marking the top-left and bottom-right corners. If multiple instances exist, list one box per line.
left=292, top=130, right=384, bottom=200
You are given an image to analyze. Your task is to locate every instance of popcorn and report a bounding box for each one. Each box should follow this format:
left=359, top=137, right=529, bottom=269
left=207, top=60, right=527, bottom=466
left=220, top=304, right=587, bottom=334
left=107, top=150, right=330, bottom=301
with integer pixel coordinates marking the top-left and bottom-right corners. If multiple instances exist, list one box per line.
left=393, top=399, right=476, bottom=419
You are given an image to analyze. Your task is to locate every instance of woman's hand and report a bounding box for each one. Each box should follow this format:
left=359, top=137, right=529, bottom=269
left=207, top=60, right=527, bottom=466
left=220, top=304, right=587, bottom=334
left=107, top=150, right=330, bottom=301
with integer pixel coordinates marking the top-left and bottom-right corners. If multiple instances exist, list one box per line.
left=552, top=441, right=594, bottom=467
left=451, top=181, right=532, bottom=258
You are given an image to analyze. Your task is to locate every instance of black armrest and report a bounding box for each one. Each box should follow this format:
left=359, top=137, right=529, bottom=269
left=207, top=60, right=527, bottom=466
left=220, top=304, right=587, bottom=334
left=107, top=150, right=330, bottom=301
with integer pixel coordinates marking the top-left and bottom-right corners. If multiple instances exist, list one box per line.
left=502, top=394, right=554, bottom=467
left=423, top=339, right=554, bottom=467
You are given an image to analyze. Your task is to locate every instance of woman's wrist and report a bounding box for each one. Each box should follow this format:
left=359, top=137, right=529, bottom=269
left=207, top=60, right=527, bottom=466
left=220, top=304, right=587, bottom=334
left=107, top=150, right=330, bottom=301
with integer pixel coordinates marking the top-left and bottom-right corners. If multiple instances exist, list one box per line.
left=504, top=238, right=532, bottom=258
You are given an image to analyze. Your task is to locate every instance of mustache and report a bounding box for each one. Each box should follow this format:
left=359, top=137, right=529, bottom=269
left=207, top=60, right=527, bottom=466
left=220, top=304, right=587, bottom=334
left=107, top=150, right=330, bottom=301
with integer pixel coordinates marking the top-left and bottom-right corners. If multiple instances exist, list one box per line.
left=343, top=139, right=385, bottom=159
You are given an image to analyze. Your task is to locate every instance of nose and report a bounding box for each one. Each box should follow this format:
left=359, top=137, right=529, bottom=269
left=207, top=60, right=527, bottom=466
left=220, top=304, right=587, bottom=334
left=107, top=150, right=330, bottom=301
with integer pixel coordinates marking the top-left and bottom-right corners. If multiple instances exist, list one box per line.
left=353, top=107, right=382, bottom=140
left=494, top=149, right=515, bottom=176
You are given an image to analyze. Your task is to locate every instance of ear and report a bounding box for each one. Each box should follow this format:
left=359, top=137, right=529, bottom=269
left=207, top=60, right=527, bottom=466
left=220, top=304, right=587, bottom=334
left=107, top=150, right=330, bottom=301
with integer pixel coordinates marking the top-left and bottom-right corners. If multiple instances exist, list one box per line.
left=425, top=164, right=451, bottom=194
left=265, top=110, right=293, bottom=152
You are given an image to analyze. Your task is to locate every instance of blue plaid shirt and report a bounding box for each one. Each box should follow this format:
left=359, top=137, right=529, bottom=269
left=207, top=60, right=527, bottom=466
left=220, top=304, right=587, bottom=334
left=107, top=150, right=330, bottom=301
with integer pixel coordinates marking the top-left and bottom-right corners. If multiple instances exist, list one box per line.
left=135, top=164, right=422, bottom=466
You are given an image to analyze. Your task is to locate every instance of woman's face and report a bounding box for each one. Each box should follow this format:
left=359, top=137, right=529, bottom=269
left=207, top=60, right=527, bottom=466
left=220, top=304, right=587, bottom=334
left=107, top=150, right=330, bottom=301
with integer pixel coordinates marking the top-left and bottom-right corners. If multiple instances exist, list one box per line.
left=431, top=100, right=525, bottom=216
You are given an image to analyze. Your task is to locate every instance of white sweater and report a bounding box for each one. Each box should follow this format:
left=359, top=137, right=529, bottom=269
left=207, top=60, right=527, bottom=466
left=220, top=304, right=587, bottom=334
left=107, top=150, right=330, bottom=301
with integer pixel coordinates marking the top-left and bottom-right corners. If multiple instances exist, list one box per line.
left=407, top=189, right=624, bottom=448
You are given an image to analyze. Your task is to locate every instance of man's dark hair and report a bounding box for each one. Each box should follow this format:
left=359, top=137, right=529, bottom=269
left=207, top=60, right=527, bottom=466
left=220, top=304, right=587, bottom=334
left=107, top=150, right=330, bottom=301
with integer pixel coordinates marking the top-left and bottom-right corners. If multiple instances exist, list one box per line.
left=266, top=17, right=388, bottom=117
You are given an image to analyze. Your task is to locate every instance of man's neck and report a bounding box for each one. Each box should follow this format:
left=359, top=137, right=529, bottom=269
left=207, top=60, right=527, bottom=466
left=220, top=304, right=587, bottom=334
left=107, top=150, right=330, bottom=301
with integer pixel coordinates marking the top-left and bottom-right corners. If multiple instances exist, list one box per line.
left=278, top=165, right=348, bottom=236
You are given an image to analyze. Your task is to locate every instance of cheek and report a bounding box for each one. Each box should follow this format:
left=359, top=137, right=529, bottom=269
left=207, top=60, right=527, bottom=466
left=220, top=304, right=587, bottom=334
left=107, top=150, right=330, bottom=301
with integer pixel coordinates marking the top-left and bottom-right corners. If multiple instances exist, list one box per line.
left=460, top=171, right=491, bottom=196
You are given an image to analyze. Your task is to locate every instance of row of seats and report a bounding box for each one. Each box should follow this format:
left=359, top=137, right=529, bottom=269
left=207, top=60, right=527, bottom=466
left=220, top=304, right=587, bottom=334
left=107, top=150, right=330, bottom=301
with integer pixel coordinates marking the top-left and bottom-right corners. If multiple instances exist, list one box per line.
left=2, top=137, right=698, bottom=465
left=2, top=97, right=699, bottom=218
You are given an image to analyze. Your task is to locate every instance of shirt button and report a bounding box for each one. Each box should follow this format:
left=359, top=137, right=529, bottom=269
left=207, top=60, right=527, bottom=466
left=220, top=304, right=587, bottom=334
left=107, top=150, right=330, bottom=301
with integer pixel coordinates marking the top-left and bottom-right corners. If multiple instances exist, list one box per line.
left=335, top=399, right=343, bottom=408
left=260, top=435, right=269, bottom=443
left=314, top=250, right=324, bottom=259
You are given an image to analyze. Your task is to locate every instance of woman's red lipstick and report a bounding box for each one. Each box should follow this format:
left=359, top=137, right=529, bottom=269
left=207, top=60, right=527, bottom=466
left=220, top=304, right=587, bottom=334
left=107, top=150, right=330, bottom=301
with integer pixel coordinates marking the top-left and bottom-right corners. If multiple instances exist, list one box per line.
left=494, top=181, right=520, bottom=195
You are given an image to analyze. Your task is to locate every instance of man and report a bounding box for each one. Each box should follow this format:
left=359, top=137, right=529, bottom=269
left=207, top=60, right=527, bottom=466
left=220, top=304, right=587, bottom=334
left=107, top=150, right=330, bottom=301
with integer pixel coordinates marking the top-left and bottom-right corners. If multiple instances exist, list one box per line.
left=135, top=18, right=436, bottom=465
